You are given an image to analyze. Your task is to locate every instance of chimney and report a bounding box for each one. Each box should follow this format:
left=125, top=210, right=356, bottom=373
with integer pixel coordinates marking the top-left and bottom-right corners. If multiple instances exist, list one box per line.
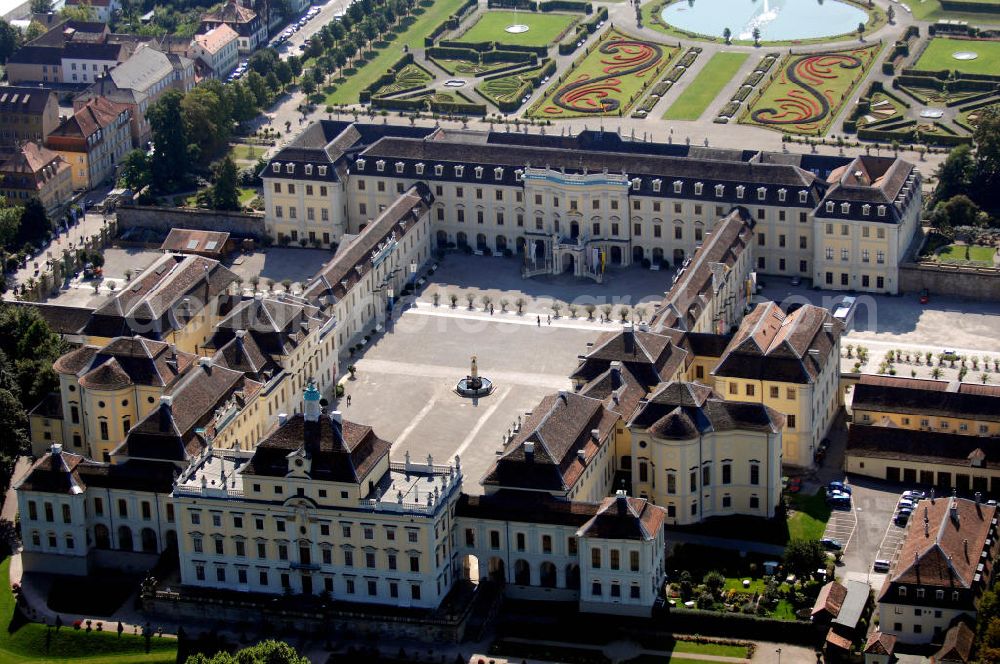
left=278, top=412, right=288, bottom=426
left=615, top=489, right=628, bottom=510
left=524, top=441, right=535, bottom=460
left=159, top=395, right=174, bottom=432
left=950, top=499, right=960, bottom=524
left=51, top=442, right=62, bottom=456
left=235, top=329, right=246, bottom=342
left=976, top=491, right=982, bottom=505
left=591, top=428, right=600, bottom=440
left=330, top=410, right=343, bottom=426
left=199, top=356, right=213, bottom=370
left=823, top=322, right=834, bottom=332
left=578, top=449, right=586, bottom=463
left=964, top=539, right=969, bottom=560
left=809, top=348, right=821, bottom=357
left=610, top=360, right=623, bottom=373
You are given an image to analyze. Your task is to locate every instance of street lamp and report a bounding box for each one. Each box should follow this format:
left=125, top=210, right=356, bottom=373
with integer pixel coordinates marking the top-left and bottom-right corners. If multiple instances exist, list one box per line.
left=775, top=648, right=781, bottom=664
left=409, top=260, right=417, bottom=285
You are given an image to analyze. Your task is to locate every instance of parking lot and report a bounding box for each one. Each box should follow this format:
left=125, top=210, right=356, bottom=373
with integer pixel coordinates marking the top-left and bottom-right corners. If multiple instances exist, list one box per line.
left=822, top=506, right=857, bottom=553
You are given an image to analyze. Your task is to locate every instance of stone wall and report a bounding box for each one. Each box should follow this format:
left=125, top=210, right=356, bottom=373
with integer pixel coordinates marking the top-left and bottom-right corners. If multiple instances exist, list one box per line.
left=898, top=262, right=1000, bottom=302
left=116, top=205, right=266, bottom=239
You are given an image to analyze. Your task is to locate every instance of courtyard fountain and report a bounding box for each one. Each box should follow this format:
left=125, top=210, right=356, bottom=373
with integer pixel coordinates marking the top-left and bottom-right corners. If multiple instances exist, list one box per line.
left=456, top=355, right=494, bottom=398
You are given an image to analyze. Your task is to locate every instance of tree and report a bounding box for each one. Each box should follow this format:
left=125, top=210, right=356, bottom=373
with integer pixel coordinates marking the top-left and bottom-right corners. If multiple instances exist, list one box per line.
left=24, top=21, right=45, bottom=43
left=211, top=157, right=240, bottom=211
left=722, top=27, right=731, bottom=44
left=29, top=0, right=52, bottom=12
left=933, top=143, right=974, bottom=203
left=783, top=539, right=826, bottom=577
left=752, top=27, right=761, bottom=47
left=118, top=150, right=152, bottom=191
left=18, top=198, right=50, bottom=246
left=0, top=19, right=22, bottom=66
left=972, top=104, right=1000, bottom=209
left=60, top=0, right=96, bottom=21
left=182, top=83, right=231, bottom=161
left=184, top=639, right=309, bottom=664
left=147, top=90, right=189, bottom=191
left=930, top=195, right=983, bottom=230
left=857, top=22, right=865, bottom=40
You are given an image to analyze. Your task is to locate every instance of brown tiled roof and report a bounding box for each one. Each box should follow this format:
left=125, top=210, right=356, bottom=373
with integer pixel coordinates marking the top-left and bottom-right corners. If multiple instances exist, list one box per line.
left=483, top=391, right=619, bottom=493
left=16, top=448, right=178, bottom=494
left=123, top=362, right=258, bottom=461
left=160, top=228, right=230, bottom=256
left=934, top=620, right=975, bottom=663
left=201, top=0, right=258, bottom=24
left=957, top=383, right=1000, bottom=398
left=0, top=87, right=56, bottom=115
left=211, top=330, right=276, bottom=380
left=846, top=424, right=1000, bottom=467
left=578, top=362, right=647, bottom=420
left=628, top=380, right=783, bottom=439
left=857, top=374, right=949, bottom=391
left=0, top=142, right=68, bottom=190
left=713, top=302, right=842, bottom=384
left=214, top=295, right=321, bottom=355
left=456, top=490, right=599, bottom=527
left=651, top=209, right=754, bottom=332
left=852, top=377, right=1000, bottom=423
left=304, top=186, right=432, bottom=304
left=864, top=631, right=895, bottom=656
left=48, top=96, right=129, bottom=144
left=15, top=448, right=88, bottom=494
left=577, top=494, right=665, bottom=541
left=17, top=302, right=92, bottom=336
left=243, top=413, right=390, bottom=484
left=58, top=335, right=195, bottom=389
left=824, top=629, right=853, bottom=652
left=84, top=253, right=237, bottom=339
left=78, top=357, right=132, bottom=390
left=882, top=497, right=996, bottom=598
left=571, top=326, right=688, bottom=387
left=53, top=345, right=99, bottom=375
left=811, top=580, right=847, bottom=619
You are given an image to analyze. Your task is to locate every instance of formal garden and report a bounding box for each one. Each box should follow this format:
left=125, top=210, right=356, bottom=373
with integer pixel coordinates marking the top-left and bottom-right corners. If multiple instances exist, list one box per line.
left=529, top=29, right=677, bottom=118
left=914, top=36, right=1000, bottom=76
left=739, top=43, right=882, bottom=135
left=456, top=9, right=579, bottom=47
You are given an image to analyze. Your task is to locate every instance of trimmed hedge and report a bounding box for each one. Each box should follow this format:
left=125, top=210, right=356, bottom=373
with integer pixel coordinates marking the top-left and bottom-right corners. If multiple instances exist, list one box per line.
left=657, top=608, right=821, bottom=646
left=539, top=0, right=592, bottom=13
left=426, top=45, right=482, bottom=60
left=487, top=0, right=536, bottom=8
left=438, top=38, right=494, bottom=51
left=359, top=52, right=415, bottom=103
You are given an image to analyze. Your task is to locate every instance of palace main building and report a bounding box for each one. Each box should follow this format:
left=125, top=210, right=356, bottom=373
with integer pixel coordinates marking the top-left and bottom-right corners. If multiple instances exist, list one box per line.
left=262, top=122, right=921, bottom=294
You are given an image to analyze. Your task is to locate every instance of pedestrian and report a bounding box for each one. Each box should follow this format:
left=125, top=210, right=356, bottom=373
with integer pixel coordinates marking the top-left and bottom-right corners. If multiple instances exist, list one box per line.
left=537, top=315, right=541, bottom=326
left=490, top=304, right=494, bottom=315
left=547, top=315, right=551, bottom=325
left=346, top=394, right=352, bottom=407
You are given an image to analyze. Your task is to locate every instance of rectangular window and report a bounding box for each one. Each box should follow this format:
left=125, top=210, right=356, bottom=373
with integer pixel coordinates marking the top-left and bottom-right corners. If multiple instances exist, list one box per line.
left=610, top=549, right=620, bottom=570
left=591, top=548, right=601, bottom=569
left=787, top=414, right=796, bottom=429
left=722, top=464, right=731, bottom=485
left=629, top=550, right=639, bottom=572
left=750, top=464, right=760, bottom=485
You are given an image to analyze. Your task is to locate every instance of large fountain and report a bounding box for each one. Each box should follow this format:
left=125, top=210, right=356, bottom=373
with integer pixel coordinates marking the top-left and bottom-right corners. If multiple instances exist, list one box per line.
left=660, top=0, right=869, bottom=42
left=456, top=355, right=494, bottom=398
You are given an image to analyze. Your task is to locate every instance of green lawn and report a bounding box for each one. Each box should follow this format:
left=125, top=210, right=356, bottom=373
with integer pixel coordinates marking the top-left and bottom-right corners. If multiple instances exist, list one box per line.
left=772, top=599, right=797, bottom=621
left=228, top=143, right=264, bottom=162
left=325, top=0, right=465, bottom=105
left=938, top=243, right=996, bottom=264
left=531, top=29, right=677, bottom=118
left=459, top=10, right=577, bottom=47
left=0, top=558, right=176, bottom=664
left=672, top=641, right=749, bottom=658
left=724, top=577, right=766, bottom=594
left=373, top=63, right=434, bottom=96
left=787, top=490, right=832, bottom=541
left=915, top=37, right=1000, bottom=75
left=662, top=51, right=747, bottom=120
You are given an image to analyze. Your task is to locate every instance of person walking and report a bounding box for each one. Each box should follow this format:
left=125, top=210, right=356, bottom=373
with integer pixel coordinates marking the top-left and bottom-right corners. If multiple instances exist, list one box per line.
left=547, top=315, right=551, bottom=325
left=346, top=394, right=352, bottom=407
left=537, top=315, right=541, bottom=326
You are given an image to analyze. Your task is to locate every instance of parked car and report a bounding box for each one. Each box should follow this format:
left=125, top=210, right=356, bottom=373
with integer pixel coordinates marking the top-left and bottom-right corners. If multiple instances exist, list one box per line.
left=873, top=559, right=891, bottom=573
left=895, top=508, right=912, bottom=525
left=829, top=495, right=852, bottom=510
left=831, top=295, right=857, bottom=329
left=820, top=538, right=843, bottom=550
left=828, top=481, right=852, bottom=495
left=903, top=490, right=926, bottom=501
left=897, top=498, right=916, bottom=511
left=786, top=477, right=802, bottom=494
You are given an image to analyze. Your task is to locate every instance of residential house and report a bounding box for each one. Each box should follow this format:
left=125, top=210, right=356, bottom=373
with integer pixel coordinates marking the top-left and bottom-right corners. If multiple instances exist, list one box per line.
left=199, top=0, right=267, bottom=55
left=46, top=96, right=133, bottom=190
left=0, top=86, right=60, bottom=147
left=0, top=141, right=72, bottom=215
left=188, top=24, right=239, bottom=80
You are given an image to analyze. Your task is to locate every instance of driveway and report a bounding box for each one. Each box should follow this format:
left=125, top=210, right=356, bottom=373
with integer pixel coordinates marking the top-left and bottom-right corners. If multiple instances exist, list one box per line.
left=838, top=477, right=907, bottom=589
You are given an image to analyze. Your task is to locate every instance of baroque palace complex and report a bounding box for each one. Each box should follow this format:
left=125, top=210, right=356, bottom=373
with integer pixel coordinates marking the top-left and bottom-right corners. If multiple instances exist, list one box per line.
left=16, top=121, right=918, bottom=622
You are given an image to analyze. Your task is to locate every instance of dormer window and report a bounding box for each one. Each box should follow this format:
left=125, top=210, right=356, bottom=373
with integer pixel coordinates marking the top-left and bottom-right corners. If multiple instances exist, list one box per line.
left=455, top=165, right=464, bottom=177
left=395, top=162, right=404, bottom=174
left=652, top=179, right=661, bottom=193
left=778, top=188, right=787, bottom=202
left=356, top=158, right=366, bottom=171
left=376, top=160, right=385, bottom=172
left=799, top=190, right=808, bottom=204
left=494, top=167, right=503, bottom=181
left=757, top=186, right=767, bottom=200
left=840, top=202, right=850, bottom=214
left=694, top=182, right=703, bottom=195
left=515, top=169, right=524, bottom=181
left=862, top=203, right=871, bottom=215
left=877, top=205, right=886, bottom=217
left=898, top=586, right=907, bottom=597
left=318, top=166, right=327, bottom=176
left=673, top=180, right=682, bottom=193
left=304, top=164, right=313, bottom=176
left=631, top=178, right=641, bottom=191
left=434, top=164, right=443, bottom=176
left=285, top=163, right=294, bottom=174
left=826, top=201, right=835, bottom=213
left=415, top=162, right=425, bottom=175
left=272, top=162, right=280, bottom=173
left=474, top=166, right=483, bottom=179
left=714, top=184, right=724, bottom=197
left=736, top=185, right=745, bottom=199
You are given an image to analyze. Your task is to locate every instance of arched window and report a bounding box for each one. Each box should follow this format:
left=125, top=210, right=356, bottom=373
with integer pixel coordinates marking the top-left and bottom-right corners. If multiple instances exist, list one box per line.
left=94, top=524, right=110, bottom=549
left=118, top=525, right=133, bottom=552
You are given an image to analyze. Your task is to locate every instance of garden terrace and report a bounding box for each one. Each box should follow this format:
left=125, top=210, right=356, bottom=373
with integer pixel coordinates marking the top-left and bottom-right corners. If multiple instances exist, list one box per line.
left=914, top=37, right=1000, bottom=76
left=529, top=29, right=678, bottom=118
left=740, top=44, right=882, bottom=136
left=456, top=10, right=580, bottom=48
left=662, top=51, right=747, bottom=121
left=476, top=61, right=557, bottom=112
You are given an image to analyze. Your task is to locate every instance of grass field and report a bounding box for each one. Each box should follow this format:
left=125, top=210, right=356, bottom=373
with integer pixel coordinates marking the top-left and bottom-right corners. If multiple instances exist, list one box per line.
left=787, top=489, right=832, bottom=541
left=938, top=243, right=996, bottom=264
left=325, top=0, right=465, bottom=104
left=0, top=558, right=176, bottom=664
left=459, top=11, right=577, bottom=47
left=915, top=37, right=1000, bottom=75
left=672, top=641, right=749, bottom=658
left=662, top=51, right=747, bottom=120
left=741, top=44, right=881, bottom=135
left=228, top=143, right=264, bottom=162
left=909, top=0, right=1000, bottom=24
left=531, top=30, right=676, bottom=118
